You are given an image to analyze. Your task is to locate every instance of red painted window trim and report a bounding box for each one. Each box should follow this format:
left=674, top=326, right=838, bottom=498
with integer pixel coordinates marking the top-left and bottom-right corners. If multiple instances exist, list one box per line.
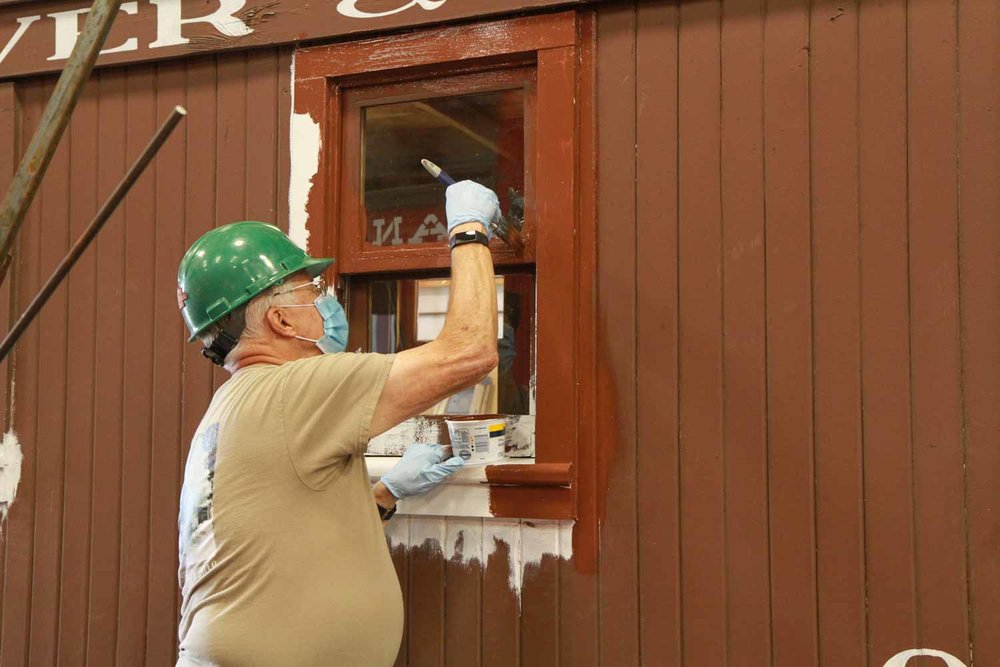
left=293, top=11, right=596, bottom=537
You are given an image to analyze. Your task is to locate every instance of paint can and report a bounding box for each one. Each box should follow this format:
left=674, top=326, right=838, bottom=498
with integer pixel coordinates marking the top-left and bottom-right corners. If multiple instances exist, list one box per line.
left=445, top=416, right=507, bottom=464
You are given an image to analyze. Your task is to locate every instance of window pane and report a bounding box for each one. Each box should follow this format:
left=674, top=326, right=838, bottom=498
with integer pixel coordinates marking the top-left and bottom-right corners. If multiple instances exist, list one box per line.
left=362, top=274, right=534, bottom=416
left=362, top=89, right=525, bottom=246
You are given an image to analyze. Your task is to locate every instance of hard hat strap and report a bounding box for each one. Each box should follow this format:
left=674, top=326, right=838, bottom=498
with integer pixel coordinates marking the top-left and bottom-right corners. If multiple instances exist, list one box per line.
left=200, top=307, right=246, bottom=367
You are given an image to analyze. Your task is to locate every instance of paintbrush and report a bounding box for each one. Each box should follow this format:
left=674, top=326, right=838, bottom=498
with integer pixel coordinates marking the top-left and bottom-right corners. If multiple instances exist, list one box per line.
left=421, top=158, right=524, bottom=251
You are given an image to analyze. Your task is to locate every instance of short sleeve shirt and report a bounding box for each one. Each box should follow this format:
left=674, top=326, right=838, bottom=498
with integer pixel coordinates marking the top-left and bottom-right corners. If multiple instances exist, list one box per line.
left=176, top=353, right=400, bottom=667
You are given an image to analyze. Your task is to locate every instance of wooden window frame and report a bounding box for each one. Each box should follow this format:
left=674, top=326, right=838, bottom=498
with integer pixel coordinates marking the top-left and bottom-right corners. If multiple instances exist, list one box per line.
left=293, top=11, right=596, bottom=523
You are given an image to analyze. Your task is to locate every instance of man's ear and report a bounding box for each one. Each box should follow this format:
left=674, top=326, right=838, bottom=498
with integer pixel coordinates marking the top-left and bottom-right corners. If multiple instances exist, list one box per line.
left=266, top=307, right=297, bottom=339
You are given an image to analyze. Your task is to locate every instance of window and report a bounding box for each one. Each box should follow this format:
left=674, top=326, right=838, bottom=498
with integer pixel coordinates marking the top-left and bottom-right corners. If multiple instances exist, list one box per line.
left=294, top=12, right=595, bottom=521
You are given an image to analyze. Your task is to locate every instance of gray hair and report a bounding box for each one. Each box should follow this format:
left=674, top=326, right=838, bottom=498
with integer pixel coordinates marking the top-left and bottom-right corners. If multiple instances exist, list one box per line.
left=198, top=284, right=299, bottom=371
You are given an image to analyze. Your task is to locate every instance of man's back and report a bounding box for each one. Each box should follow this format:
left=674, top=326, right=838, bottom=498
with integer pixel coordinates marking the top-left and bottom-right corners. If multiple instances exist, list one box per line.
left=177, top=354, right=401, bottom=666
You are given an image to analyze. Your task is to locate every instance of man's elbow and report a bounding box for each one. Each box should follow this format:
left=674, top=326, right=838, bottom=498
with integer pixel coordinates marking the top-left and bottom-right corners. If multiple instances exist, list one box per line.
left=456, top=343, right=498, bottom=384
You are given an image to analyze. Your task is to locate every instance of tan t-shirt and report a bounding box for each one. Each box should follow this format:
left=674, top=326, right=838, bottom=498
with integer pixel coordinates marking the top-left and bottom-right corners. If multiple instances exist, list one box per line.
left=176, top=352, right=400, bottom=667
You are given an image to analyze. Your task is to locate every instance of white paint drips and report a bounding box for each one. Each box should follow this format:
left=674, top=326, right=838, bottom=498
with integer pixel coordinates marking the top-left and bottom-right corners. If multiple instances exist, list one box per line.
left=0, top=430, right=23, bottom=529
left=386, top=517, right=573, bottom=601
left=287, top=53, right=321, bottom=251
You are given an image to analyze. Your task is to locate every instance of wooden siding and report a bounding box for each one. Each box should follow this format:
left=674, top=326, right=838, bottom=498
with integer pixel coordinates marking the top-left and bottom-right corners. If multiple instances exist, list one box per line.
left=0, top=48, right=292, bottom=666
left=0, top=0, right=996, bottom=665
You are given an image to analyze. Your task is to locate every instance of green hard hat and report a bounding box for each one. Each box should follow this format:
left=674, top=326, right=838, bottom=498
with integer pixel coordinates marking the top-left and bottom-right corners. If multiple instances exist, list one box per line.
left=177, top=221, right=334, bottom=341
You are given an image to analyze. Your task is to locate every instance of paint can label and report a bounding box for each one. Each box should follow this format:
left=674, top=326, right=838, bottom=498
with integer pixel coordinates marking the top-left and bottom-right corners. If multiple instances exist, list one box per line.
left=445, top=418, right=507, bottom=464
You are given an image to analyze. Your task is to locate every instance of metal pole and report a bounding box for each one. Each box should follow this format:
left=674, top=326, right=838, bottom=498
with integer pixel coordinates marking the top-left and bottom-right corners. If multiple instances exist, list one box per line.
left=0, top=0, right=124, bottom=285
left=0, top=106, right=187, bottom=363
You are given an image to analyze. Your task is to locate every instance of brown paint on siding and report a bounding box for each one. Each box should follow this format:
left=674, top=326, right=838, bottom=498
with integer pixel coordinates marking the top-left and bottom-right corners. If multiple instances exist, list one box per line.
left=117, top=65, right=157, bottom=667
left=146, top=59, right=188, bottom=667
left=678, top=1, right=725, bottom=663
left=481, top=527, right=519, bottom=667
left=595, top=5, right=639, bottom=666
left=0, top=49, right=294, bottom=665
left=809, top=1, right=866, bottom=663
left=519, top=523, right=559, bottom=667
left=636, top=1, right=681, bottom=664
left=28, top=75, right=69, bottom=667
left=443, top=520, right=482, bottom=666
left=907, top=0, right=969, bottom=658
left=720, top=0, right=770, bottom=663
left=958, top=1, right=1000, bottom=665
left=407, top=534, right=446, bottom=666
left=56, top=78, right=98, bottom=667
left=86, top=69, right=127, bottom=667
left=858, top=0, right=917, bottom=661
left=762, top=1, right=819, bottom=663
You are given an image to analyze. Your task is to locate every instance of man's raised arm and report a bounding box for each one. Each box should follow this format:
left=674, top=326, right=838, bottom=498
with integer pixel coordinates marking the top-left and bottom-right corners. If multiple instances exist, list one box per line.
left=369, top=181, right=500, bottom=435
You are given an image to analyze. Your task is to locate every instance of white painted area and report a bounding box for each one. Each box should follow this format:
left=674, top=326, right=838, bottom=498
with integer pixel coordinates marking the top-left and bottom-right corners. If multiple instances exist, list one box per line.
left=287, top=54, right=321, bottom=251
left=385, top=516, right=572, bottom=600
left=0, top=16, right=41, bottom=65
left=882, top=649, right=967, bottom=667
left=47, top=2, right=139, bottom=61
left=366, top=456, right=534, bottom=518
left=0, top=430, right=23, bottom=528
left=149, top=0, right=254, bottom=49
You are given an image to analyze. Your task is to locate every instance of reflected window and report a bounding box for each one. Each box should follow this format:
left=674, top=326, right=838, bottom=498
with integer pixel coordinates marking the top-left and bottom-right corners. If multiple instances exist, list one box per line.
left=360, top=273, right=534, bottom=416
left=362, top=89, right=525, bottom=247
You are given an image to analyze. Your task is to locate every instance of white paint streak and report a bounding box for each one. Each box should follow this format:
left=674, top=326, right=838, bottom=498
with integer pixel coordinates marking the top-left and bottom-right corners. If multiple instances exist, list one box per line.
left=287, top=53, right=320, bottom=251
left=0, top=430, right=23, bottom=530
left=385, top=517, right=573, bottom=602
left=882, top=649, right=967, bottom=667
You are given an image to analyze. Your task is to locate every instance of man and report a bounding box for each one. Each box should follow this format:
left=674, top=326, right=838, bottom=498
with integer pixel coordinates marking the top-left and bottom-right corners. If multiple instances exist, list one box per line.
left=174, top=181, right=500, bottom=666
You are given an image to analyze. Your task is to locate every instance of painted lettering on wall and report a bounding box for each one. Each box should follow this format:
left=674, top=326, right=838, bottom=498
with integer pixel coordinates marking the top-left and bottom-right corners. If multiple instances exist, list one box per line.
left=0, top=0, right=255, bottom=64
left=336, top=0, right=447, bottom=20
left=883, top=648, right=967, bottom=667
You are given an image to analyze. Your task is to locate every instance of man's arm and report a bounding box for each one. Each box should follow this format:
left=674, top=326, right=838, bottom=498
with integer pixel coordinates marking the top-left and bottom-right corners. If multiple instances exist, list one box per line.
left=369, top=183, right=500, bottom=436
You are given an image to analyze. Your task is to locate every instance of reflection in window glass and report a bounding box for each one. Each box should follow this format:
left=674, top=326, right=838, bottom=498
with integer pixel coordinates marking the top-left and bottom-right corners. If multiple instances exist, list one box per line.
left=362, top=90, right=525, bottom=246
left=364, top=274, right=534, bottom=416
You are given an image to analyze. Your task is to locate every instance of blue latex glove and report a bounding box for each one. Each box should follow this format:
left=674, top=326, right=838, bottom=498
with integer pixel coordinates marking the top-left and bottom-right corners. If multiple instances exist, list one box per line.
left=381, top=443, right=464, bottom=499
left=445, top=180, right=499, bottom=238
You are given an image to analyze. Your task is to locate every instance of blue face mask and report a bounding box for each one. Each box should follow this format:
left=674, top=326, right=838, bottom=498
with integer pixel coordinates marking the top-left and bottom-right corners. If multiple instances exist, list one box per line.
left=287, top=291, right=349, bottom=354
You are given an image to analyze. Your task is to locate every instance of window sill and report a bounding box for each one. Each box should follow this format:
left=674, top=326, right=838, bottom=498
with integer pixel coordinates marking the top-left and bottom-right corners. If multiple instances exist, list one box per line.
left=366, top=456, right=573, bottom=519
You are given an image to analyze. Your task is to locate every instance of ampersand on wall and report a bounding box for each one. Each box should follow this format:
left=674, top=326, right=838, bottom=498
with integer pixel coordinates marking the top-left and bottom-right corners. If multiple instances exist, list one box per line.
left=336, top=0, right=447, bottom=19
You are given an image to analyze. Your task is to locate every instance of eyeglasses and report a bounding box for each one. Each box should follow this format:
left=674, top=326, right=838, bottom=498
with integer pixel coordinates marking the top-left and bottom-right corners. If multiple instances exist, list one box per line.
left=274, top=275, right=327, bottom=298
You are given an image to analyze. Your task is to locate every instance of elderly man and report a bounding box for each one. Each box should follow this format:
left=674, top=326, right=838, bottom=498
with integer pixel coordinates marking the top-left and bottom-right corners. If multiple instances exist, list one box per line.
left=173, top=181, right=500, bottom=666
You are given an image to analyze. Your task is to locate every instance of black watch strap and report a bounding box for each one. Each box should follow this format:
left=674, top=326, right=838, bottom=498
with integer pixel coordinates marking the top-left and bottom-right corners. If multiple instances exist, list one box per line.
left=449, top=229, right=490, bottom=251
left=377, top=503, right=397, bottom=521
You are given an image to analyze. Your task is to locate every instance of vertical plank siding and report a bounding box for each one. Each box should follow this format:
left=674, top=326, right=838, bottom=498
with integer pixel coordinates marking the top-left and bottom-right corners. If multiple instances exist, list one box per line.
left=0, top=1, right=997, bottom=665
left=0, top=50, right=295, bottom=665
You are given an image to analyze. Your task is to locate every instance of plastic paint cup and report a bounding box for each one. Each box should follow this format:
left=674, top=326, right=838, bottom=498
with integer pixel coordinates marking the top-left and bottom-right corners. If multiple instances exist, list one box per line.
left=444, top=416, right=507, bottom=465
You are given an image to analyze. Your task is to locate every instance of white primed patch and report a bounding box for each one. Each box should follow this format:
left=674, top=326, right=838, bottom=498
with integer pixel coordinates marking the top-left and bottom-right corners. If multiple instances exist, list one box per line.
left=288, top=54, right=321, bottom=251
left=882, top=649, right=967, bottom=667
left=386, top=517, right=573, bottom=601
left=0, top=430, right=24, bottom=528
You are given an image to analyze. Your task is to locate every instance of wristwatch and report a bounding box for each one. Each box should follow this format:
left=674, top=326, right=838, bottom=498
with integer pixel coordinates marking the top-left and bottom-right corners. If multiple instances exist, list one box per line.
left=377, top=503, right=397, bottom=521
left=449, top=229, right=490, bottom=251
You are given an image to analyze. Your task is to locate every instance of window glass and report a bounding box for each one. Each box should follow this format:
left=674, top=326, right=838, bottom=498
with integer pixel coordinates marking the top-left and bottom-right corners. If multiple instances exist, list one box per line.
left=363, top=273, right=534, bottom=416
left=362, top=89, right=526, bottom=246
